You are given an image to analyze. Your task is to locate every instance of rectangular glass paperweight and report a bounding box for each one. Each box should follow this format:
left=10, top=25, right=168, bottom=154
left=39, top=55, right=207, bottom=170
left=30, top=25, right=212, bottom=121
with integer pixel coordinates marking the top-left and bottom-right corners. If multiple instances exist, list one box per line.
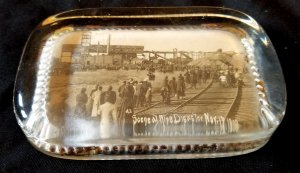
left=13, top=7, right=286, bottom=159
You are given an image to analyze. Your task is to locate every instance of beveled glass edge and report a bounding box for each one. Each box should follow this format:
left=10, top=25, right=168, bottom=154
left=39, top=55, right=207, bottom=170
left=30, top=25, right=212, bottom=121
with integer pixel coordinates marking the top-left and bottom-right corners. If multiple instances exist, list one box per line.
left=13, top=6, right=286, bottom=159
left=40, top=6, right=261, bottom=31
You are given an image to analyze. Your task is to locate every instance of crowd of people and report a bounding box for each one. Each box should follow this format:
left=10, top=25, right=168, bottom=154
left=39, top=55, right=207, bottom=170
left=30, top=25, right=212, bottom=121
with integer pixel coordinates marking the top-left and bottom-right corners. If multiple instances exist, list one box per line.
left=159, top=66, right=213, bottom=104
left=73, top=85, right=118, bottom=138
left=73, top=64, right=245, bottom=138
left=73, top=78, right=153, bottom=138
left=218, top=68, right=245, bottom=88
left=183, top=67, right=212, bottom=88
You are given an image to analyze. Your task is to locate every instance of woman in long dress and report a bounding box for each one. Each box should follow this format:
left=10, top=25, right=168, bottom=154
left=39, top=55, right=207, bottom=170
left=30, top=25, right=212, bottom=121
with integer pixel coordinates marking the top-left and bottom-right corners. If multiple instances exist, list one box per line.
left=87, top=85, right=98, bottom=117
left=91, top=86, right=102, bottom=117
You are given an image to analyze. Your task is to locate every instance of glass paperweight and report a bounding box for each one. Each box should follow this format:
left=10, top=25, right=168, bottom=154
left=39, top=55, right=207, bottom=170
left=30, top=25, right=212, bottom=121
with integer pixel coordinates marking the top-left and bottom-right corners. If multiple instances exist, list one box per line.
left=13, top=7, right=286, bottom=159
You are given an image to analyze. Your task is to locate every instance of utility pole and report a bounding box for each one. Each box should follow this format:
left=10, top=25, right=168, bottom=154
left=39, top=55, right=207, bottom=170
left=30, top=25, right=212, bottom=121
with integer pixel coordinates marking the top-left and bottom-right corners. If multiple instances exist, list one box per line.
left=81, top=32, right=91, bottom=67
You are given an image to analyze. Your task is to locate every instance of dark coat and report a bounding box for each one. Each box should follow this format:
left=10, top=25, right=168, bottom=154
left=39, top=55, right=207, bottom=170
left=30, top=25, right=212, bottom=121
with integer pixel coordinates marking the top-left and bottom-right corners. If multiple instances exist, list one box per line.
left=102, top=90, right=117, bottom=104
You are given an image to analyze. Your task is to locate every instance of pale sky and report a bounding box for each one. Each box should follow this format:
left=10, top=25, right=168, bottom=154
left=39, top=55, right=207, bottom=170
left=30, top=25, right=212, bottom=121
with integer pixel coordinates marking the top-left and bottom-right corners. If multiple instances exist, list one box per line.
left=53, top=28, right=245, bottom=57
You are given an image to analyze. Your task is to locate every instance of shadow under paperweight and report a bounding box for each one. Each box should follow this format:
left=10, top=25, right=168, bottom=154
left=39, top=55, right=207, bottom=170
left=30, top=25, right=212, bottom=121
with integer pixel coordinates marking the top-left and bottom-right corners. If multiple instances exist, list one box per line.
left=13, top=7, right=286, bottom=159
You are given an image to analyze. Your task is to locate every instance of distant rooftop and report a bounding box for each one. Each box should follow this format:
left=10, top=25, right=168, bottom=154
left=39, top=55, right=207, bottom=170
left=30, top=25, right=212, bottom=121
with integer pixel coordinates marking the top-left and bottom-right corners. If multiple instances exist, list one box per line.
left=62, top=44, right=144, bottom=54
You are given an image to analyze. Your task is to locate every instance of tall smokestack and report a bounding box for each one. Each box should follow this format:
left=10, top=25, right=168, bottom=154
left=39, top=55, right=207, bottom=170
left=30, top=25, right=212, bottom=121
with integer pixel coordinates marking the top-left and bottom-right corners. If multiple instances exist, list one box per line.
left=106, top=34, right=110, bottom=55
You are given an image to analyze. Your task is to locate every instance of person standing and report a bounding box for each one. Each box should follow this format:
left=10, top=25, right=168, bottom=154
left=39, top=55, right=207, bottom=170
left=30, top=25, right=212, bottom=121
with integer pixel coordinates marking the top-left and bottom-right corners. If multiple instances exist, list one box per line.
left=135, top=81, right=144, bottom=107
left=232, top=68, right=239, bottom=87
left=219, top=72, right=227, bottom=87
left=202, top=68, right=207, bottom=84
left=184, top=70, right=191, bottom=85
left=191, top=70, right=198, bottom=89
left=141, top=79, right=149, bottom=107
left=145, top=86, right=152, bottom=107
left=132, top=81, right=138, bottom=106
left=90, top=86, right=102, bottom=117
left=98, top=86, right=118, bottom=138
left=74, top=88, right=88, bottom=117
left=206, top=68, right=211, bottom=81
left=119, top=81, right=135, bottom=137
left=168, top=77, right=177, bottom=97
left=198, top=67, right=202, bottom=85
left=177, top=74, right=185, bottom=99
left=102, top=86, right=117, bottom=104
left=118, top=81, right=126, bottom=98
left=237, top=72, right=245, bottom=87
left=228, top=70, right=236, bottom=87
left=87, top=85, right=98, bottom=117
left=161, top=83, right=170, bottom=104
left=163, top=76, right=169, bottom=87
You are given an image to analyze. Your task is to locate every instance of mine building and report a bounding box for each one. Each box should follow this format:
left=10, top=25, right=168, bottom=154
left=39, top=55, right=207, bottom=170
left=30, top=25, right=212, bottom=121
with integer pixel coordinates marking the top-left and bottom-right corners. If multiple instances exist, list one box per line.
left=60, top=33, right=144, bottom=69
left=58, top=32, right=239, bottom=73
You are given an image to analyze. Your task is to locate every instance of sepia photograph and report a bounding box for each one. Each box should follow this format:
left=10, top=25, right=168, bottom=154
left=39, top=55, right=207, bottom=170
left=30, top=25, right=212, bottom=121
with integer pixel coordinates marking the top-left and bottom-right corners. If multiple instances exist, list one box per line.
left=42, top=28, right=261, bottom=145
